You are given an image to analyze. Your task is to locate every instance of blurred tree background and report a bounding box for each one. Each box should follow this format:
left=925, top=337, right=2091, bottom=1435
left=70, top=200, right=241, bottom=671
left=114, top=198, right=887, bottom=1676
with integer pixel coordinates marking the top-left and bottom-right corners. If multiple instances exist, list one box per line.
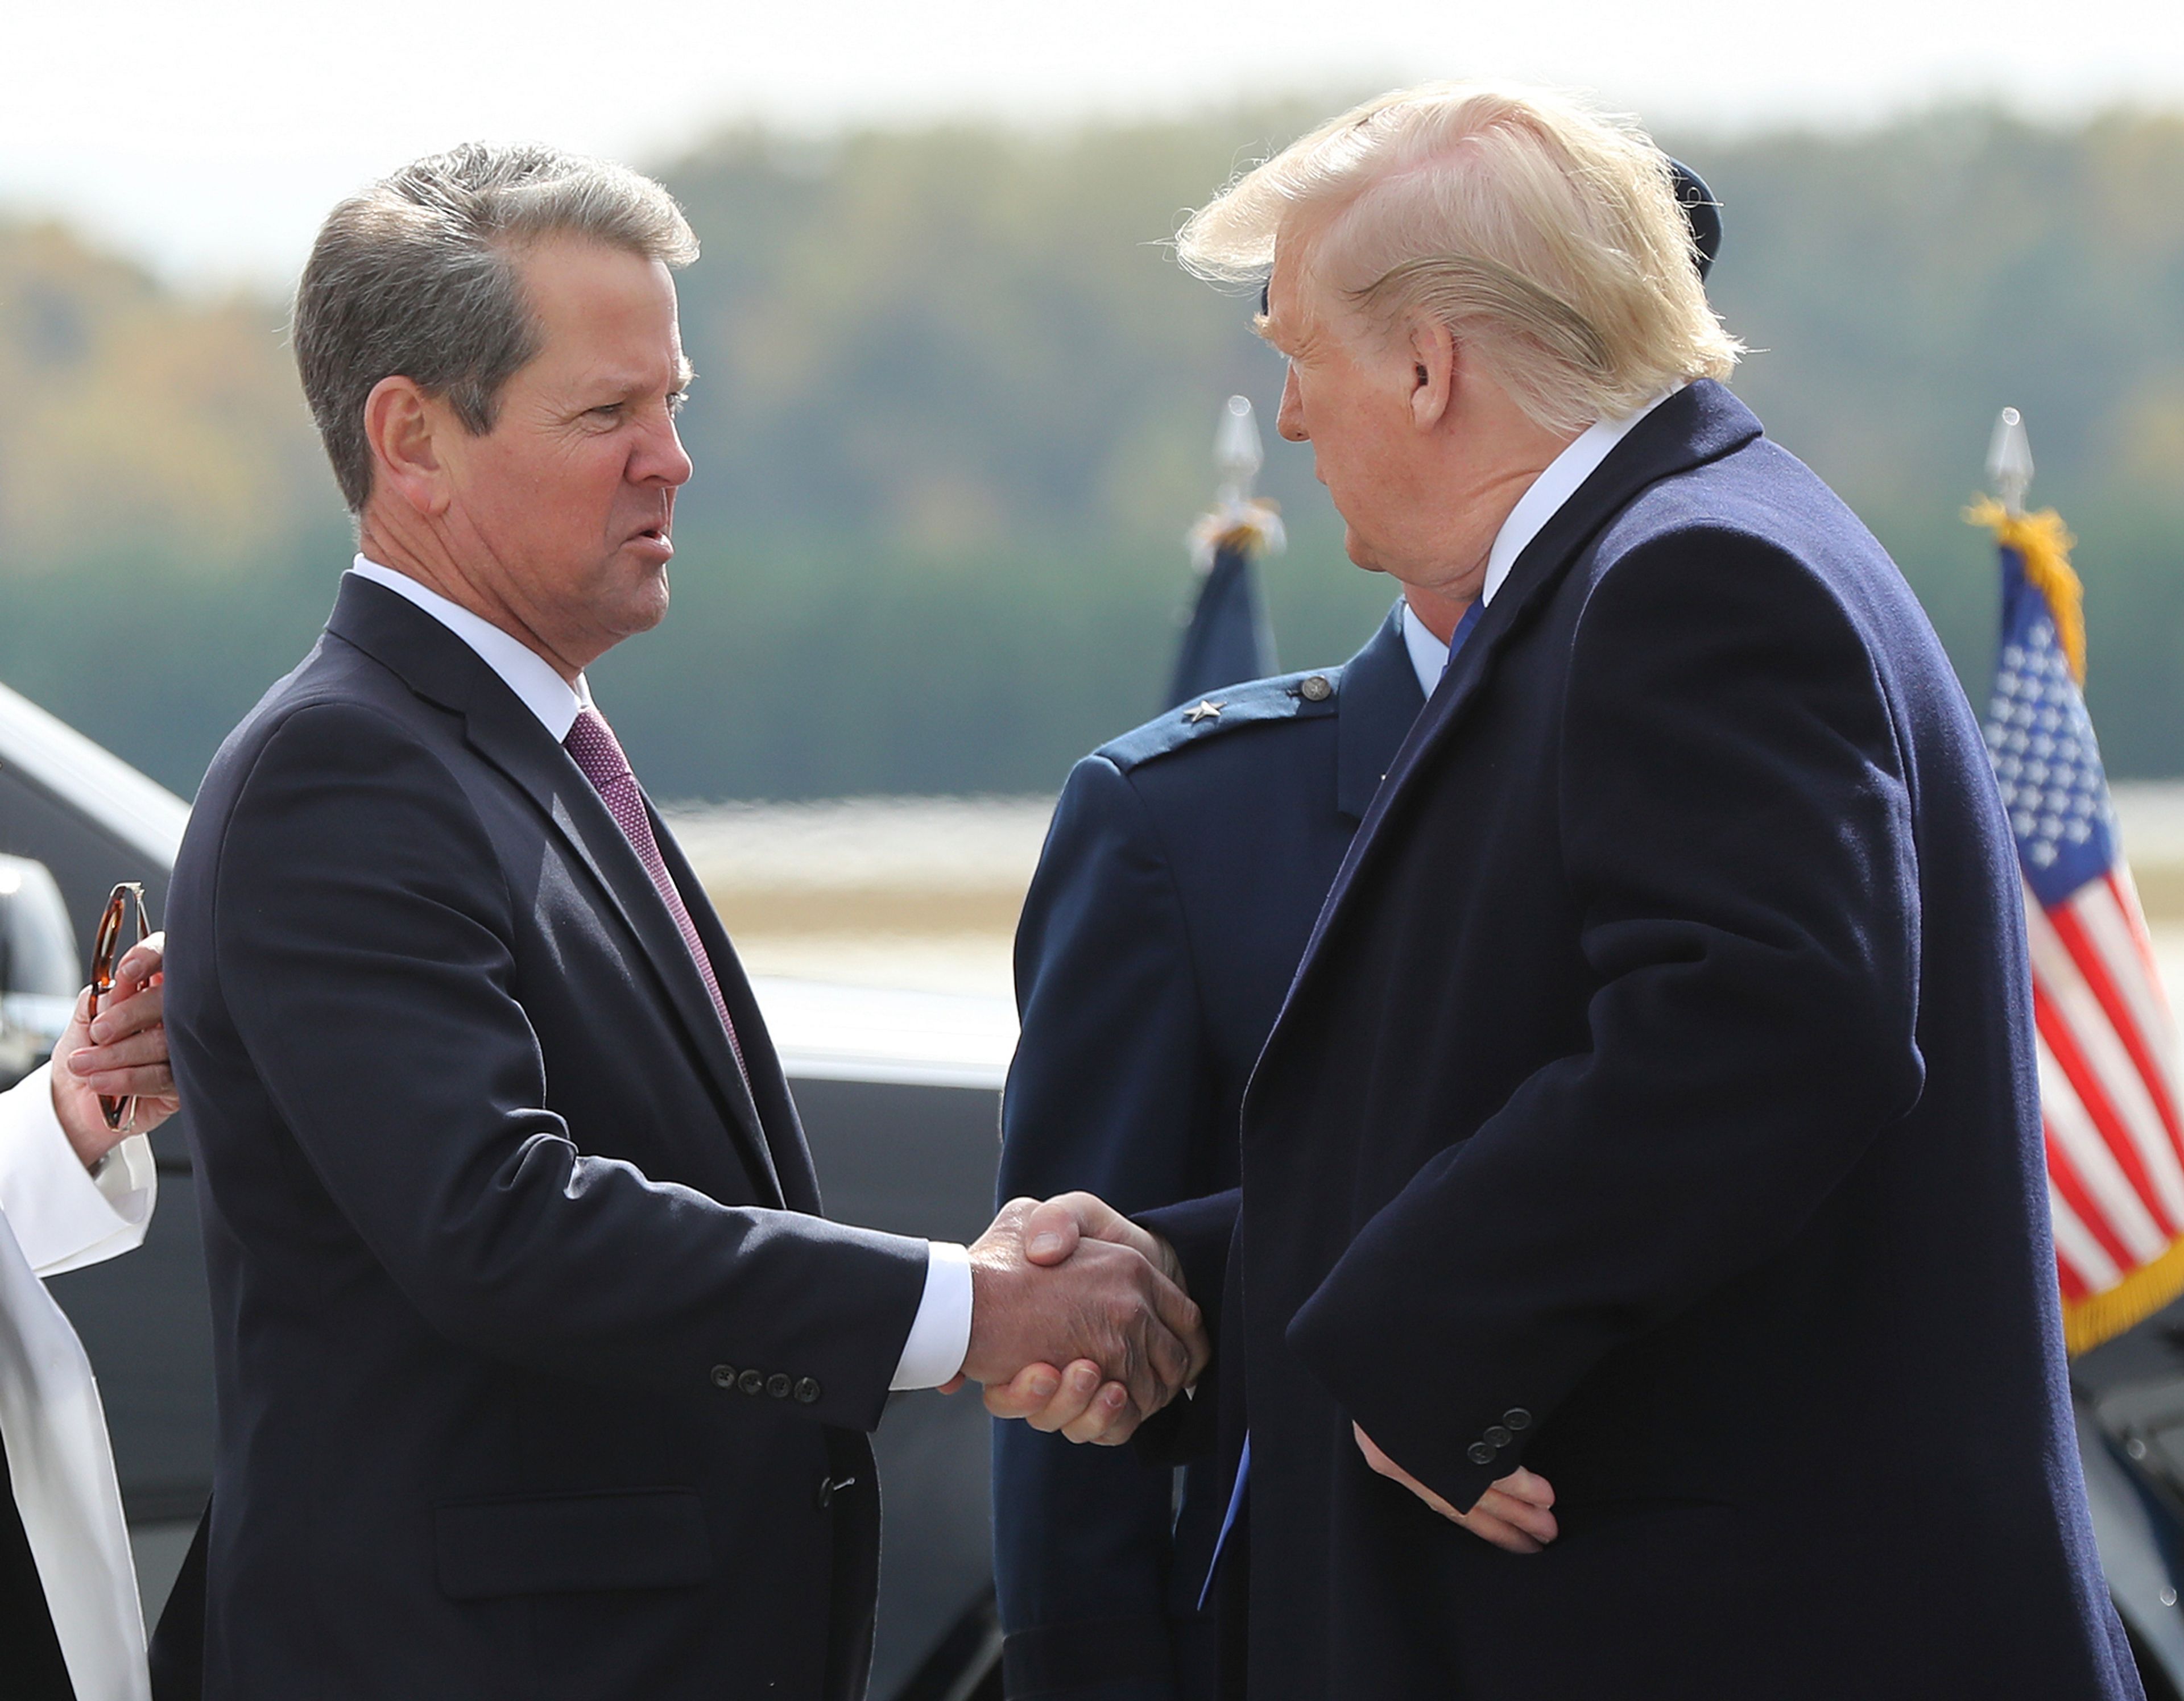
left=2, top=102, right=2181, bottom=800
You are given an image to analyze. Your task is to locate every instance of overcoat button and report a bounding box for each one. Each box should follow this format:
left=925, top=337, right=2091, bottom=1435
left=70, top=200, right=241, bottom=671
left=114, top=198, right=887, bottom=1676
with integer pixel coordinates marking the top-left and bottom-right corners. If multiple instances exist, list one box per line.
left=767, top=1373, right=793, bottom=1400
left=1300, top=674, right=1333, bottom=703
left=795, top=1377, right=822, bottom=1404
left=710, top=1364, right=738, bottom=1389
left=738, top=1369, right=766, bottom=1396
left=1466, top=1442, right=1496, bottom=1466
left=1503, top=1408, right=1533, bottom=1431
left=1484, top=1425, right=1513, bottom=1448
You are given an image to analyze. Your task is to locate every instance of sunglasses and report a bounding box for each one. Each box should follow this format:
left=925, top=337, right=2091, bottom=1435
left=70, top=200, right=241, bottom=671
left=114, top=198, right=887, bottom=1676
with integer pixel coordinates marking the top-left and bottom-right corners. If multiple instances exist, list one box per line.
left=86, top=881, right=152, bottom=1132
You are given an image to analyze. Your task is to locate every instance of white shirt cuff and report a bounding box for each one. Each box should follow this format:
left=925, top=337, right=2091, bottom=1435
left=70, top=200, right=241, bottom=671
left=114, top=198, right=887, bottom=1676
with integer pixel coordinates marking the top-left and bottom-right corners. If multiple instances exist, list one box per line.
left=889, top=1240, right=973, bottom=1390
left=0, top=1063, right=158, bottom=1276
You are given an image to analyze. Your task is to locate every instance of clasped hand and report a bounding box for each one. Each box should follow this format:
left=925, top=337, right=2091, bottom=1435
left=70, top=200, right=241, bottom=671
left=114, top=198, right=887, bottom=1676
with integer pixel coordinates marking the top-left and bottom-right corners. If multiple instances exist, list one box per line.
left=950, top=1191, right=1206, bottom=1445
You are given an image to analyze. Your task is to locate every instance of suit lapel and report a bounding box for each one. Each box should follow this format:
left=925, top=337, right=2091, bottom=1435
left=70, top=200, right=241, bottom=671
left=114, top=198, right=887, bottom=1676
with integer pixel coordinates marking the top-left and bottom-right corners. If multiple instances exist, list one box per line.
left=1279, top=382, right=1766, bottom=1030
left=650, top=812, right=813, bottom=1210
left=325, top=578, right=783, bottom=1206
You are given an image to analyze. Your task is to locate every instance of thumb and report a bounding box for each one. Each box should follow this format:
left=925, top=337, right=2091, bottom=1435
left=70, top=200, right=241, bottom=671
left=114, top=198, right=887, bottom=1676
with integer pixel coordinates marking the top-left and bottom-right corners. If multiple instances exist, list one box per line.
left=1021, top=1198, right=1083, bottom=1266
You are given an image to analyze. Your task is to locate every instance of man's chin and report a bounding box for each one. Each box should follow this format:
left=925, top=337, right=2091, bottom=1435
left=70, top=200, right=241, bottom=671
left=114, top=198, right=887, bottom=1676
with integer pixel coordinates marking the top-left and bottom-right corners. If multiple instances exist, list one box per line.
left=603, top=565, right=672, bottom=640
left=1343, top=529, right=1386, bottom=575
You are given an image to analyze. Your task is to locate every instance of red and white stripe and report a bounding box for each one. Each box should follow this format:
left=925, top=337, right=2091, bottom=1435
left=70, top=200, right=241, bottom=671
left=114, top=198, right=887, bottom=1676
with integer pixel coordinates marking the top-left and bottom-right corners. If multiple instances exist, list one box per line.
left=2031, top=867, right=2184, bottom=1301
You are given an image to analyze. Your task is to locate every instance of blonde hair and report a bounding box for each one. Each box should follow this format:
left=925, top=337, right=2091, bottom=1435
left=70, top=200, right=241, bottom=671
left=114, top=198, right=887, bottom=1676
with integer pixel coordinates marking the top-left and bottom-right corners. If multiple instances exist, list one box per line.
left=1178, top=82, right=1742, bottom=432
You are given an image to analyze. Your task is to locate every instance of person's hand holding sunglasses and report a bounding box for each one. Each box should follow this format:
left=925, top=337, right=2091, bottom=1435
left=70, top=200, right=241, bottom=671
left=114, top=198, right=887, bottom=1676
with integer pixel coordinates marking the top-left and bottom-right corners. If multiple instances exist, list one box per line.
left=52, top=929, right=177, bottom=1169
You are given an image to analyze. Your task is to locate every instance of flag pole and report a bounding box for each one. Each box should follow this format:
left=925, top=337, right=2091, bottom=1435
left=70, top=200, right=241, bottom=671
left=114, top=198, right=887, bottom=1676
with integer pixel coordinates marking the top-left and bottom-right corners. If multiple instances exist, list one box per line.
left=1169, top=396, right=1283, bottom=709
left=1988, top=405, right=2034, bottom=519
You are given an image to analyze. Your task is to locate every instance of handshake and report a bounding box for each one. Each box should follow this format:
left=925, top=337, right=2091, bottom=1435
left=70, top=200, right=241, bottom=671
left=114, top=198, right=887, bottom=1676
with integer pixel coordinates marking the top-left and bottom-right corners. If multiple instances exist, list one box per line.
left=949, top=1193, right=1207, bottom=1445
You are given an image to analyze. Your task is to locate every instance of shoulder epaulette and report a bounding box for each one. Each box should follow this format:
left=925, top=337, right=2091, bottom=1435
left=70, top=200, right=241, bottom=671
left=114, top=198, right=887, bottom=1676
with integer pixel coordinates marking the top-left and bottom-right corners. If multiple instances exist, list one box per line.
left=1097, top=665, right=1345, bottom=775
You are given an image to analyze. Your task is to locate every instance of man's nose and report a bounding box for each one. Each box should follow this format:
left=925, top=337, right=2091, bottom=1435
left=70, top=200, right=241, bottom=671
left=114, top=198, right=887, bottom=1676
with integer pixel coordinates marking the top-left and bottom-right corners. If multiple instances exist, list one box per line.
left=636, top=411, right=694, bottom=488
left=1276, top=365, right=1308, bottom=442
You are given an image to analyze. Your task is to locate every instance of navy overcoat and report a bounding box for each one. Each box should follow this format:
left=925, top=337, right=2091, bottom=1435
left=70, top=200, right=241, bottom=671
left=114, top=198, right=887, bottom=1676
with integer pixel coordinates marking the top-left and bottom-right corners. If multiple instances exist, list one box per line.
left=1144, top=382, right=2142, bottom=1700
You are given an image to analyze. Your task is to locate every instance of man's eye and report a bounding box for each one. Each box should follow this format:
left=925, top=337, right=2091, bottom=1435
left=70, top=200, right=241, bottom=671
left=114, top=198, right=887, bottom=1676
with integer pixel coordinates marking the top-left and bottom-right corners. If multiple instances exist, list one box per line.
left=667, top=391, right=689, bottom=416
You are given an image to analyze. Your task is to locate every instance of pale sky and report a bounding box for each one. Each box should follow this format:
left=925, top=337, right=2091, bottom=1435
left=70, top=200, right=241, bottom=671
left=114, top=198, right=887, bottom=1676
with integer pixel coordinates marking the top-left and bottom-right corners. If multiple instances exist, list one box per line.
left=7, top=0, right=2183, bottom=288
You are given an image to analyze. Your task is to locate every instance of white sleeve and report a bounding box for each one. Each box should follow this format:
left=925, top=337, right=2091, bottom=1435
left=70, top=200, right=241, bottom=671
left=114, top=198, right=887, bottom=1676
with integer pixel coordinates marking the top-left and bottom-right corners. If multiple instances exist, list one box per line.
left=0, top=1064, right=157, bottom=1276
left=888, top=1240, right=973, bottom=1390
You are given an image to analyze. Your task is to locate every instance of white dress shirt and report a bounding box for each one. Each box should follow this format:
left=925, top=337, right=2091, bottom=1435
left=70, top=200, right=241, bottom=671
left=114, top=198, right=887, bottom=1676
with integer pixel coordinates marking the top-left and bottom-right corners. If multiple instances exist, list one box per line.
left=1397, top=388, right=1680, bottom=696
left=347, top=559, right=974, bottom=1389
left=0, top=1066, right=156, bottom=1701
left=1480, top=389, right=1678, bottom=609
left=1399, top=604, right=1449, bottom=698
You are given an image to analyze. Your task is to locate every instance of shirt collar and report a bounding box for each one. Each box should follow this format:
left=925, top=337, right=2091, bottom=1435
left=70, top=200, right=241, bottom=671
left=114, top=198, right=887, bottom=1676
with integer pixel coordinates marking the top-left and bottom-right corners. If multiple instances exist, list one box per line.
left=1479, top=386, right=1680, bottom=609
left=1399, top=601, right=1450, bottom=699
left=348, top=556, right=591, bottom=741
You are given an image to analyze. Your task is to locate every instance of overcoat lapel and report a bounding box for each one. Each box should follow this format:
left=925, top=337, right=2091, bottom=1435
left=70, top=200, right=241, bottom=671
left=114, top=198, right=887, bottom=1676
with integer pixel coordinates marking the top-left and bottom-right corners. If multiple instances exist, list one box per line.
left=325, top=578, right=783, bottom=1206
left=1272, top=382, right=1765, bottom=1048
left=1334, top=605, right=1428, bottom=823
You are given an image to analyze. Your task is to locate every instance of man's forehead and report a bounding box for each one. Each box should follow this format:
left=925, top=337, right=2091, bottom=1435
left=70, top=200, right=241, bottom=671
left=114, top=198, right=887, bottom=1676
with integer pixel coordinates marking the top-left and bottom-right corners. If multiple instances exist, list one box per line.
left=1255, top=259, right=1312, bottom=353
left=512, top=242, right=689, bottom=388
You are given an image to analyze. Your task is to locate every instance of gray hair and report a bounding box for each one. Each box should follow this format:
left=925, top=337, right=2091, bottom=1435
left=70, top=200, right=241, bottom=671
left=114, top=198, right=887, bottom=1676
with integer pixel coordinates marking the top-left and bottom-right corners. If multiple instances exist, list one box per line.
left=293, top=142, right=699, bottom=512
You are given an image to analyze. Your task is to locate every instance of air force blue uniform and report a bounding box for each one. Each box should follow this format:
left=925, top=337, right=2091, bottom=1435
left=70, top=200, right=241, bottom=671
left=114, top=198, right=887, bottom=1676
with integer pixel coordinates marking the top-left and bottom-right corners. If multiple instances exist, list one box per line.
left=994, top=607, right=1424, bottom=1700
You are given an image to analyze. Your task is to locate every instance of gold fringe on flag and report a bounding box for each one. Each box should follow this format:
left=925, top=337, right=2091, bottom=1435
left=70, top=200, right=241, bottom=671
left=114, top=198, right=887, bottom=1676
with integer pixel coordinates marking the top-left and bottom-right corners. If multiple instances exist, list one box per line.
left=1967, top=499, right=2086, bottom=685
left=2065, top=1225, right=2184, bottom=1357
left=1187, top=497, right=1285, bottom=573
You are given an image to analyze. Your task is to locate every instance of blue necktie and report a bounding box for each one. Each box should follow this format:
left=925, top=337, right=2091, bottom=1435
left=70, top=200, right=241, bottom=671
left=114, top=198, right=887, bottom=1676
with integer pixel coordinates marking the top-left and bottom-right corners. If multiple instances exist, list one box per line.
left=1442, top=599, right=1484, bottom=672
left=1198, top=597, right=1486, bottom=1612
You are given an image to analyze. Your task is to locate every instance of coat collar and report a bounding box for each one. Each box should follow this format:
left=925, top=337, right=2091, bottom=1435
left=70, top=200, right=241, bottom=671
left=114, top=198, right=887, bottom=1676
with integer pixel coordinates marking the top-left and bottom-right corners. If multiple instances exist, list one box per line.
left=323, top=575, right=782, bottom=1205
left=1286, top=380, right=1764, bottom=1006
left=1388, top=379, right=1760, bottom=819
left=1335, top=603, right=1428, bottom=822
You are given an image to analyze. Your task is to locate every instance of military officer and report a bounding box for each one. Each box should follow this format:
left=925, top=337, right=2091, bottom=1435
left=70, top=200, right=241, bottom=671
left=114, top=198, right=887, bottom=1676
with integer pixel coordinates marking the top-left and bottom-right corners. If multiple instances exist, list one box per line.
left=993, top=589, right=1459, bottom=1700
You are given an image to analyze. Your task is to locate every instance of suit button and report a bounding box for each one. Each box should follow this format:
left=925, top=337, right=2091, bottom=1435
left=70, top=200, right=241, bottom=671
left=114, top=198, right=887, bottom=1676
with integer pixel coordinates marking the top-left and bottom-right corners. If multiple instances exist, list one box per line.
left=767, top=1373, right=793, bottom=1400
left=1466, top=1442, right=1496, bottom=1466
left=1300, top=673, right=1333, bottom=703
left=795, top=1377, right=822, bottom=1404
left=738, top=1369, right=766, bottom=1396
left=1484, top=1425, right=1513, bottom=1448
left=1503, top=1408, right=1532, bottom=1431
left=710, top=1364, right=738, bottom=1389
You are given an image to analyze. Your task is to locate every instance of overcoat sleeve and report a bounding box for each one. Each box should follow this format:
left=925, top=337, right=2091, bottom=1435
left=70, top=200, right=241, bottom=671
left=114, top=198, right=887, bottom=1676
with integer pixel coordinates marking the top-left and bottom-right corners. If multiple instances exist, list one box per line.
left=208, top=701, right=926, bottom=1431
left=992, top=753, right=1214, bottom=1696
left=1289, top=530, right=1928, bottom=1513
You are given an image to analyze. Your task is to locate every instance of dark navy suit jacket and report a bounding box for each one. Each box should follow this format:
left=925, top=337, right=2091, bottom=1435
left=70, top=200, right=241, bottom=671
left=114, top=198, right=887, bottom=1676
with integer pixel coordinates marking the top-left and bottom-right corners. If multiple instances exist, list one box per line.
left=164, top=578, right=930, bottom=1700
left=1142, top=382, right=2142, bottom=1700
left=994, top=609, right=1424, bottom=1701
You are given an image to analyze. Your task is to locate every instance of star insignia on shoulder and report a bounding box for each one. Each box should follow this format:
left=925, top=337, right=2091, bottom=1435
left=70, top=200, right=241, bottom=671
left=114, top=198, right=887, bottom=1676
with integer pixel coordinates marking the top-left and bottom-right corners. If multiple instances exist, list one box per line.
left=1184, top=699, right=1226, bottom=725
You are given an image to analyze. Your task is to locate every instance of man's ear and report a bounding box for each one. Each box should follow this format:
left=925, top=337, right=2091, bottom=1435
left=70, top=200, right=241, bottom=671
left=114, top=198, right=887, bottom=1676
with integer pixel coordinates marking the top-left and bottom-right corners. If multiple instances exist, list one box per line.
left=362, top=375, right=452, bottom=517
left=1407, top=314, right=1457, bottom=432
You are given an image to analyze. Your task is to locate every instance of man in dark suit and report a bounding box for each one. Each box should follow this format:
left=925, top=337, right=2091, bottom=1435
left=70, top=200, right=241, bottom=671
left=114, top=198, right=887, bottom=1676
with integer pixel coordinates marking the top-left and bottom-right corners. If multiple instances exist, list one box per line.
left=993, top=601, right=1436, bottom=1699
left=992, top=162, right=1728, bottom=1701
left=162, top=143, right=1202, bottom=1700
left=1000, top=83, right=2141, bottom=1699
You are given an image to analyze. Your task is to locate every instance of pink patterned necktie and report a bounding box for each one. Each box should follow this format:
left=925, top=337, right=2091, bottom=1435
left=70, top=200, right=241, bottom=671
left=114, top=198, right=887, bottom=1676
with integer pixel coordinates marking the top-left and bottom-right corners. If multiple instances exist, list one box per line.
left=564, top=706, right=750, bottom=1090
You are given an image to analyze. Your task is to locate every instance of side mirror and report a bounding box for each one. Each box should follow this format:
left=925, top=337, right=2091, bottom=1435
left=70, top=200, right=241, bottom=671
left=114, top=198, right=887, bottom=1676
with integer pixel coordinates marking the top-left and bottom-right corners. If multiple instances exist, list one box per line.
left=0, top=854, right=80, bottom=1091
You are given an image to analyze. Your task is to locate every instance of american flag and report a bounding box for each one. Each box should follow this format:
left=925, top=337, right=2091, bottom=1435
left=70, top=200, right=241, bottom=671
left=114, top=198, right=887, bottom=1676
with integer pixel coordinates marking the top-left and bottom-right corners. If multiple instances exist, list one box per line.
left=1976, top=500, right=2184, bottom=1354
